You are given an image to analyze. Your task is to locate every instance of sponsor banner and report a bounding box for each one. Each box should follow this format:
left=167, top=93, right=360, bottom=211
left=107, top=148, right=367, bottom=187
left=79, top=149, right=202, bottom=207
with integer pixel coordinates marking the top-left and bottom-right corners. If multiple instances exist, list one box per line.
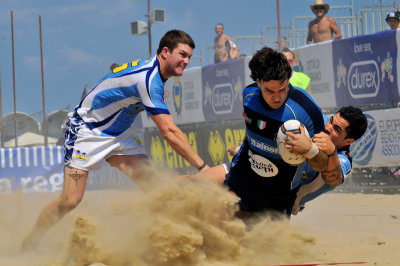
left=294, top=41, right=336, bottom=108
left=144, top=124, right=205, bottom=173
left=0, top=146, right=64, bottom=193
left=351, top=108, right=400, bottom=167
left=332, top=30, right=399, bottom=106
left=0, top=146, right=134, bottom=193
left=144, top=120, right=246, bottom=173
left=198, top=120, right=246, bottom=167
left=397, top=30, right=400, bottom=98
left=142, top=67, right=205, bottom=128
left=202, top=59, right=245, bottom=121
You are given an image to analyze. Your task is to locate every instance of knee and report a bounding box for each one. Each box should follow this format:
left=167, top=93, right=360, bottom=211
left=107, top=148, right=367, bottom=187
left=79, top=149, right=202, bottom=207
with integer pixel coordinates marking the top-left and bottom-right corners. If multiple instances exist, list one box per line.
left=58, top=194, right=82, bottom=213
left=107, top=157, right=124, bottom=169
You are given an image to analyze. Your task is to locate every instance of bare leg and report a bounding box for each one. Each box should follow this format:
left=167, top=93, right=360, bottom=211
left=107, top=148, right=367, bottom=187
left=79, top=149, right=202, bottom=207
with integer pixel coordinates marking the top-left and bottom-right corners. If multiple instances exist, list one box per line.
left=189, top=164, right=228, bottom=185
left=21, top=166, right=88, bottom=251
left=106, top=154, right=155, bottom=191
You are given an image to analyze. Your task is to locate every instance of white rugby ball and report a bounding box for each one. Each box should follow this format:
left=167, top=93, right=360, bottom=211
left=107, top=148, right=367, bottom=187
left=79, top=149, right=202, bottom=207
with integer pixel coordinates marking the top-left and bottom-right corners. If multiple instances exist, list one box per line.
left=277, top=120, right=310, bottom=165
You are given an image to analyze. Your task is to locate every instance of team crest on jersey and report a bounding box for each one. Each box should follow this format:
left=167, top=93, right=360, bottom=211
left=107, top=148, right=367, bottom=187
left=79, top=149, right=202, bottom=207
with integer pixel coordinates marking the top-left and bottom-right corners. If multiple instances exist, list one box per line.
left=74, top=150, right=87, bottom=161
left=172, top=77, right=183, bottom=116
left=257, top=120, right=266, bottom=130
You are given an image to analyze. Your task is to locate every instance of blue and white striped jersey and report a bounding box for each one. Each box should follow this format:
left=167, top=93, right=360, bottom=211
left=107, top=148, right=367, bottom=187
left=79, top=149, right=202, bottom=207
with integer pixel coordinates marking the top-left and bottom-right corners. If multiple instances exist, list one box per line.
left=75, top=56, right=169, bottom=137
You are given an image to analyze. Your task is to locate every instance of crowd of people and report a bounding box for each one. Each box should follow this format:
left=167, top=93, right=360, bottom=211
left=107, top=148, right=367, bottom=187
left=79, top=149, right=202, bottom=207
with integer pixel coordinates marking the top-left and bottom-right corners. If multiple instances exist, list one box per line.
left=22, top=0, right=397, bottom=254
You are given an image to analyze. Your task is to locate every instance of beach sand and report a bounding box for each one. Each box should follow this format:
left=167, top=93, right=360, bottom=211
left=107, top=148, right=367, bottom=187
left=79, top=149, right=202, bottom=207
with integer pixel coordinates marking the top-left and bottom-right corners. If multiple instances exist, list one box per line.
left=1, top=177, right=399, bottom=266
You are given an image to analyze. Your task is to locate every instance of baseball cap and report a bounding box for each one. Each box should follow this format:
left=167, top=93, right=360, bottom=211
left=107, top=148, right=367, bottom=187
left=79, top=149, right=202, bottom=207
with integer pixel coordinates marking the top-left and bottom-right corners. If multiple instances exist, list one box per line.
left=386, top=12, right=400, bottom=21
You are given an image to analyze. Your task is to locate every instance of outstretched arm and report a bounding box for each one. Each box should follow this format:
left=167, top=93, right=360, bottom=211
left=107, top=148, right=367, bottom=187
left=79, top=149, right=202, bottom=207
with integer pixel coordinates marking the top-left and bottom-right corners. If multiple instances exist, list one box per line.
left=151, top=113, right=209, bottom=171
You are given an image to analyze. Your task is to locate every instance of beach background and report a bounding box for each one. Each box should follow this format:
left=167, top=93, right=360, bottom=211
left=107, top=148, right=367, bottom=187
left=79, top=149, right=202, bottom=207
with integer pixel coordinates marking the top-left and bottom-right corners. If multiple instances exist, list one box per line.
left=1, top=175, right=400, bottom=266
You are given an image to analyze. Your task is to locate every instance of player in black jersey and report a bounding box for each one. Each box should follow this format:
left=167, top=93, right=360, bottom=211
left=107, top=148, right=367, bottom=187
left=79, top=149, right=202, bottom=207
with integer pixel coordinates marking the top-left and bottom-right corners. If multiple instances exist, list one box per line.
left=225, top=47, right=328, bottom=220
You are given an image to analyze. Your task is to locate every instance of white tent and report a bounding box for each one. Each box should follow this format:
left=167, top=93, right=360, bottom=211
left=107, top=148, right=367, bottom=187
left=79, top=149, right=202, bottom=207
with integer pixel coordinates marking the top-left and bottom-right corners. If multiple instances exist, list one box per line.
left=4, top=132, right=58, bottom=148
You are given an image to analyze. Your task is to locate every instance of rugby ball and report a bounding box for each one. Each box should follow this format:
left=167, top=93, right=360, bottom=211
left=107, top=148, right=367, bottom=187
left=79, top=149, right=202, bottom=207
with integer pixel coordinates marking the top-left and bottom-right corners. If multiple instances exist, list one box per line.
left=277, top=120, right=310, bottom=165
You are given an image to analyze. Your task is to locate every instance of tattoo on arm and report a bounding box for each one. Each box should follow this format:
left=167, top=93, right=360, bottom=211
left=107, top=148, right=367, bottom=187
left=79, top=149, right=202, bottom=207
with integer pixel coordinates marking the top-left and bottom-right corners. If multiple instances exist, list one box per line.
left=69, top=171, right=84, bottom=186
left=321, top=165, right=343, bottom=186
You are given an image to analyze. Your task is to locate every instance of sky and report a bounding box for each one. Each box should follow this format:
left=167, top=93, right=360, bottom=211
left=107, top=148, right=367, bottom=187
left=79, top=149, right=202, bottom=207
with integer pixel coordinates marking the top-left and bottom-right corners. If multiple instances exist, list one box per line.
left=0, top=0, right=356, bottom=120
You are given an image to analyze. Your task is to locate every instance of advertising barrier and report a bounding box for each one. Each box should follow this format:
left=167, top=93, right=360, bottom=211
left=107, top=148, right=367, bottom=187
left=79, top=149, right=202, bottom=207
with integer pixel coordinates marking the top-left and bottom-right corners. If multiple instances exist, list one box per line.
left=144, top=120, right=246, bottom=173
left=3, top=31, right=400, bottom=192
left=295, top=40, right=336, bottom=108
left=332, top=30, right=398, bottom=106
left=351, top=108, right=400, bottom=167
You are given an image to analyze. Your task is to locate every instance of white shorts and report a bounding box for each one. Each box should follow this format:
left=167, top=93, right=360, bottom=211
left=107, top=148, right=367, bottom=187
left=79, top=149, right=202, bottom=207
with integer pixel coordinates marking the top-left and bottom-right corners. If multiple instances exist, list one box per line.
left=64, top=113, right=146, bottom=171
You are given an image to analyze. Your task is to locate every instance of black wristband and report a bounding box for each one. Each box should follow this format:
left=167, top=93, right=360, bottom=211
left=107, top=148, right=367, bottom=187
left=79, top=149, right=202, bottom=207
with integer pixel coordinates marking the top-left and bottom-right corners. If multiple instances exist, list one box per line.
left=327, top=147, right=337, bottom=157
left=197, top=162, right=207, bottom=171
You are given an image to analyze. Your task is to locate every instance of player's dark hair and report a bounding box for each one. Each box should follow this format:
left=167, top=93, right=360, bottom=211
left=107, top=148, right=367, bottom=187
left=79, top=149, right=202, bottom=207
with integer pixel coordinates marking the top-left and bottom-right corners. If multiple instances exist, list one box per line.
left=157, top=29, right=195, bottom=55
left=337, top=106, right=368, bottom=140
left=249, top=47, right=292, bottom=82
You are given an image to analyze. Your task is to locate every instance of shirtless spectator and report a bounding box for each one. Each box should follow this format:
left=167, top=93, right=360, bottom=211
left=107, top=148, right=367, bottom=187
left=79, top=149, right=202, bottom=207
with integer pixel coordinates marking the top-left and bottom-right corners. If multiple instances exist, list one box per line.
left=214, top=23, right=239, bottom=63
left=386, top=11, right=400, bottom=30
left=307, top=0, right=342, bottom=44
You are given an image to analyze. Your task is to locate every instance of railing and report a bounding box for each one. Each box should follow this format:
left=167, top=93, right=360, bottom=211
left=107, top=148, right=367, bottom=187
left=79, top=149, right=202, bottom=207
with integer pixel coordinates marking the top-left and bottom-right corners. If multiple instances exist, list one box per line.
left=192, top=0, right=398, bottom=67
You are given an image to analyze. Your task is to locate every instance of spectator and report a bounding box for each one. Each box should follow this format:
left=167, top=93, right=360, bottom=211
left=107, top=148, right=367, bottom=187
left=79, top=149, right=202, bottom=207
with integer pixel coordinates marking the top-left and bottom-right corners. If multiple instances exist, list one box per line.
left=214, top=23, right=239, bottom=63
left=282, top=37, right=289, bottom=49
left=386, top=11, right=400, bottom=30
left=274, top=40, right=281, bottom=52
left=307, top=0, right=342, bottom=44
left=281, top=48, right=312, bottom=96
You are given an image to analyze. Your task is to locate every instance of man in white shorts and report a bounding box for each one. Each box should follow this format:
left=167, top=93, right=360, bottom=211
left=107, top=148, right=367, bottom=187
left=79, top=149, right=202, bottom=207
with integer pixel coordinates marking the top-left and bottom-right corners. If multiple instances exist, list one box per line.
left=22, top=29, right=209, bottom=251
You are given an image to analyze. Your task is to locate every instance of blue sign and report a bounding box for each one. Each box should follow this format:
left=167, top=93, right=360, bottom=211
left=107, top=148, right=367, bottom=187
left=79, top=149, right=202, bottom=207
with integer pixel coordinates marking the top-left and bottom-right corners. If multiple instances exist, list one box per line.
left=0, top=146, right=64, bottom=193
left=350, top=113, right=377, bottom=165
left=332, top=30, right=399, bottom=106
left=201, top=59, right=245, bottom=121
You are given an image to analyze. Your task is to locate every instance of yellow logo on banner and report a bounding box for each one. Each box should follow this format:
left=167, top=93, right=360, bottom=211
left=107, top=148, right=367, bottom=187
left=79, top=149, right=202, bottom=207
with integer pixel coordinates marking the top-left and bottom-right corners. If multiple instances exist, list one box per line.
left=149, top=132, right=198, bottom=169
left=150, top=136, right=164, bottom=164
left=208, top=131, right=226, bottom=165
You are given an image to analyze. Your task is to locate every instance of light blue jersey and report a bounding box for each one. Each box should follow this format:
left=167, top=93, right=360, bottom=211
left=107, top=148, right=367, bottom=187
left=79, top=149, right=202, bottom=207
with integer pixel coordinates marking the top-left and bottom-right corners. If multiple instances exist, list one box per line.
left=75, top=56, right=169, bottom=137
left=298, top=114, right=352, bottom=206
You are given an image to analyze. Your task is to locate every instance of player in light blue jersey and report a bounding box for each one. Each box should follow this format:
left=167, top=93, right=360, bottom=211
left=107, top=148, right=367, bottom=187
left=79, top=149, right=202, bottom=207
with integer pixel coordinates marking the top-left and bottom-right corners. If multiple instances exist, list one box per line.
left=292, top=106, right=367, bottom=215
left=22, top=30, right=209, bottom=251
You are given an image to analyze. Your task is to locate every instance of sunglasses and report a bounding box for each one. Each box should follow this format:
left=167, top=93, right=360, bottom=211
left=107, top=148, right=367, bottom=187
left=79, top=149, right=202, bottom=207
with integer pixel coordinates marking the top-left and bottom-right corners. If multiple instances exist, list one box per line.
left=315, top=6, right=325, bottom=11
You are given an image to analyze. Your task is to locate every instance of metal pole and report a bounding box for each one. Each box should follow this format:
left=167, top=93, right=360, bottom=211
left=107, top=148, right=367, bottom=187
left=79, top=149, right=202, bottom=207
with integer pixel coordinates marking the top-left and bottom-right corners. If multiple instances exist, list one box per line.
left=277, top=0, right=281, bottom=41
left=0, top=67, right=3, bottom=148
left=11, top=10, right=18, bottom=147
left=147, top=0, right=152, bottom=58
left=39, top=15, right=48, bottom=146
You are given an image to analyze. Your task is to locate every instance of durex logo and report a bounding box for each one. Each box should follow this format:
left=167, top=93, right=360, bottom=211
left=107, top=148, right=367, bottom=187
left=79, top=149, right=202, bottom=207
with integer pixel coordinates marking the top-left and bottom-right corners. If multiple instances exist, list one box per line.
left=212, top=83, right=234, bottom=114
left=347, top=60, right=380, bottom=98
left=350, top=114, right=377, bottom=165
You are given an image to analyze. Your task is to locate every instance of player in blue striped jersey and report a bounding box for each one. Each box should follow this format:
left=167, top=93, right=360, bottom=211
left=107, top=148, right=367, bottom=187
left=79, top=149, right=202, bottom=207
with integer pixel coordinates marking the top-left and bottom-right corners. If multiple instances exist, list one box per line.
left=22, top=30, right=209, bottom=251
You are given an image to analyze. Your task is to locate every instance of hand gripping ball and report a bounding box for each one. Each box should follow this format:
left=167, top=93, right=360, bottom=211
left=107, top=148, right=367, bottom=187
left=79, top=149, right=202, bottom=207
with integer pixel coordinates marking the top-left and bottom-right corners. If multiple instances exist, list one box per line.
left=277, top=119, right=310, bottom=165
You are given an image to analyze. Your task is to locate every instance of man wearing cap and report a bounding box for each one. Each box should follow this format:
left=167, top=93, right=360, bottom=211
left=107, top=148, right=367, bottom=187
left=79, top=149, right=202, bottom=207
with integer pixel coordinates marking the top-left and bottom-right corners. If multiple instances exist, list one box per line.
left=386, top=11, right=400, bottom=30
left=307, top=0, right=342, bottom=44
